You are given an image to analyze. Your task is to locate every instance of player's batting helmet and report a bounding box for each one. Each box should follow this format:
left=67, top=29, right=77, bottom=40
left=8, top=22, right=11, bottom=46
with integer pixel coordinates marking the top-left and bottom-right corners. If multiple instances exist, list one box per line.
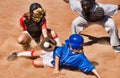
left=65, top=34, right=84, bottom=50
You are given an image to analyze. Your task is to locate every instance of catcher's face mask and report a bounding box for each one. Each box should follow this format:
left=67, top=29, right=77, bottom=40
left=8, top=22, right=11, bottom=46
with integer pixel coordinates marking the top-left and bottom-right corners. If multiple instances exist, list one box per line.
left=32, top=8, right=45, bottom=22
left=81, top=0, right=94, bottom=10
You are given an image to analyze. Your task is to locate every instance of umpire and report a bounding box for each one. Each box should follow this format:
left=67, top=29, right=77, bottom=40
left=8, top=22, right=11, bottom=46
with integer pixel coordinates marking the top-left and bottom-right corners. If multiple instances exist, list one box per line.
left=64, top=0, right=120, bottom=53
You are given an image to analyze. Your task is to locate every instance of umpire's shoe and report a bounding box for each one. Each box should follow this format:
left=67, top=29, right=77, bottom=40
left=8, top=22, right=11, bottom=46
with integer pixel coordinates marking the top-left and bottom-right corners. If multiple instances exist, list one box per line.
left=113, top=46, right=120, bottom=53
left=7, top=52, right=18, bottom=61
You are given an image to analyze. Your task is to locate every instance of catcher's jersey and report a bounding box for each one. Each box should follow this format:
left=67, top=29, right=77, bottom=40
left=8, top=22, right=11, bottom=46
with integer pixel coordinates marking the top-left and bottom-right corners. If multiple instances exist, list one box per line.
left=69, top=0, right=118, bottom=17
left=52, top=44, right=95, bottom=73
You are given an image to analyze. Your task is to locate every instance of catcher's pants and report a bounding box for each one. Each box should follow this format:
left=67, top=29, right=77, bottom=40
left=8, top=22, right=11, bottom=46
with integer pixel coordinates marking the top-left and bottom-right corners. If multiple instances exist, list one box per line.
left=71, top=16, right=120, bottom=46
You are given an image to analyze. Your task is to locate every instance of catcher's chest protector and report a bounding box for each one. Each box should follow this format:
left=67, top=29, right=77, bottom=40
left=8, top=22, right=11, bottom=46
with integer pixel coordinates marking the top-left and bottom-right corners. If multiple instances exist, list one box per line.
left=24, top=18, right=43, bottom=43
left=82, top=4, right=104, bottom=22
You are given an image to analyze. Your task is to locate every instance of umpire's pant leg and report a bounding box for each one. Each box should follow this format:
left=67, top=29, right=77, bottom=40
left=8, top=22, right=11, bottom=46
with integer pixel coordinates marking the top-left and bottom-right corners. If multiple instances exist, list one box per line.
left=100, top=16, right=120, bottom=46
left=71, top=16, right=88, bottom=34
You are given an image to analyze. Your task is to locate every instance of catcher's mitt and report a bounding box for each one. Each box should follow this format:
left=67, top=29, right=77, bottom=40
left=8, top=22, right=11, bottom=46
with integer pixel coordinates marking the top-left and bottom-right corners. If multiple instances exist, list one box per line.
left=40, top=37, right=57, bottom=51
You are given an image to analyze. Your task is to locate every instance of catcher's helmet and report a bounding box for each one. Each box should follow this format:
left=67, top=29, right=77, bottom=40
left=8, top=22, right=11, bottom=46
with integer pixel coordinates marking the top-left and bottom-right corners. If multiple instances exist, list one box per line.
left=65, top=34, right=84, bottom=50
left=29, top=3, right=45, bottom=22
left=29, top=3, right=42, bottom=14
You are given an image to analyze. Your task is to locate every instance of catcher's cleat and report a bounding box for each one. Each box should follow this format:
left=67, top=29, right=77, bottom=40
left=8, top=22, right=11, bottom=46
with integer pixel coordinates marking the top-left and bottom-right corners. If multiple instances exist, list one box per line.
left=7, top=52, right=18, bottom=61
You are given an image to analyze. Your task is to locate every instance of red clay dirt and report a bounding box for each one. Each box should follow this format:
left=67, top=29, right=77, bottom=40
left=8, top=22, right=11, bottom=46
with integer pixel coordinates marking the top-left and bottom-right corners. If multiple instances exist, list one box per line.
left=0, top=0, right=120, bottom=78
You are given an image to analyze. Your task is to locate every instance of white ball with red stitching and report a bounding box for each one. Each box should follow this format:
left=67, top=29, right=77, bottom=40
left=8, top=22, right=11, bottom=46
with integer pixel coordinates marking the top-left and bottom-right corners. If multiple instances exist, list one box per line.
left=43, top=41, right=50, bottom=48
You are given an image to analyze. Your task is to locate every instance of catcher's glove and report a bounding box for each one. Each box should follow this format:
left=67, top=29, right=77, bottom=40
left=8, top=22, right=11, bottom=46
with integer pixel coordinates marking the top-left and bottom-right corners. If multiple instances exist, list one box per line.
left=40, top=37, right=57, bottom=51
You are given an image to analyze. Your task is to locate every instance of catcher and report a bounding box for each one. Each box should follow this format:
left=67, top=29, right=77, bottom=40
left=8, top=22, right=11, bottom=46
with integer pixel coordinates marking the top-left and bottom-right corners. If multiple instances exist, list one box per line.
left=64, top=0, right=120, bottom=53
left=7, top=34, right=101, bottom=78
left=18, top=2, right=61, bottom=50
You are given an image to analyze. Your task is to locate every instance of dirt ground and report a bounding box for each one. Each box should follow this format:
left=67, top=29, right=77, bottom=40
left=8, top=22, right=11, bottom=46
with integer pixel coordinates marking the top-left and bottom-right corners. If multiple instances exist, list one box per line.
left=0, top=0, right=120, bottom=78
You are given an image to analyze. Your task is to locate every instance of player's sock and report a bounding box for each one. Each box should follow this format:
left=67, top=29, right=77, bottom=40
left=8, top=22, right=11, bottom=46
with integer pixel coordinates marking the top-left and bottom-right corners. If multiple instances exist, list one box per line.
left=17, top=50, right=34, bottom=57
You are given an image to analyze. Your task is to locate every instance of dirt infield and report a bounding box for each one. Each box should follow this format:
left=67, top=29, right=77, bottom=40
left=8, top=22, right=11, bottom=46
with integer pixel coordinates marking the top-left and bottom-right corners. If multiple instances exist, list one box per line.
left=0, top=0, right=120, bottom=78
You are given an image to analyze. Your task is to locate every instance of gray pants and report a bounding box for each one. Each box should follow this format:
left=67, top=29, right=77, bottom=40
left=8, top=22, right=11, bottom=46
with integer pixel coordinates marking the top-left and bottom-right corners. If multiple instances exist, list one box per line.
left=71, top=16, right=120, bottom=46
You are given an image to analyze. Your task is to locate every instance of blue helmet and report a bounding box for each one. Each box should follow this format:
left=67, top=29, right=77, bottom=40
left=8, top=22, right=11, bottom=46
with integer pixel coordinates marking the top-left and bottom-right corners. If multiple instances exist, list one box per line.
left=65, top=34, right=84, bottom=50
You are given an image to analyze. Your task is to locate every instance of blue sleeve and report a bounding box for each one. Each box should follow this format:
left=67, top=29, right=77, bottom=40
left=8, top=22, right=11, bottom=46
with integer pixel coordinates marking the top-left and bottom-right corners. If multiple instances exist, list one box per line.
left=54, top=47, right=63, bottom=58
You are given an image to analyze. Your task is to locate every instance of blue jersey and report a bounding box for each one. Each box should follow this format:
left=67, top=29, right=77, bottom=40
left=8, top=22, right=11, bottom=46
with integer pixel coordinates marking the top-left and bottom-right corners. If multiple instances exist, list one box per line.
left=52, top=44, right=95, bottom=73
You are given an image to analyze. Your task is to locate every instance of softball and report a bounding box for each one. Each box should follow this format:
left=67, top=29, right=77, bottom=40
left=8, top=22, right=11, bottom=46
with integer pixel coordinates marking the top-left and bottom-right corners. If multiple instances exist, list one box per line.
left=43, top=42, right=50, bottom=48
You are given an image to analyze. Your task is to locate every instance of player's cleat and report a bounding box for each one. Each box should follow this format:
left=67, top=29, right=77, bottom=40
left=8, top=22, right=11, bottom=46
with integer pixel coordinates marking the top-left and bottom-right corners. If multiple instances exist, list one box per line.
left=113, top=46, right=120, bottom=53
left=7, top=52, right=18, bottom=61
